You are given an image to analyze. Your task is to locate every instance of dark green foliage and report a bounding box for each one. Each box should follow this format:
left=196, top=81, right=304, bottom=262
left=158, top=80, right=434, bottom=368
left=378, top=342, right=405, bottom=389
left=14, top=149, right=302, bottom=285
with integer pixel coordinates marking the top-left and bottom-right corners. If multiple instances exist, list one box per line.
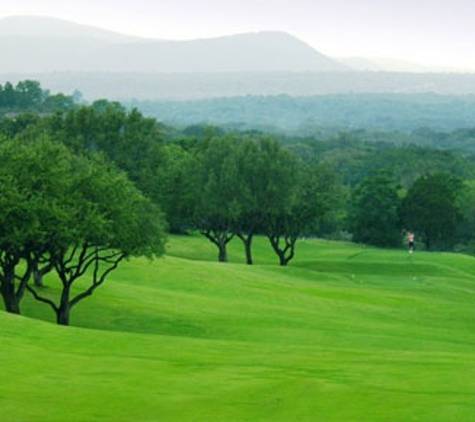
left=0, top=113, right=42, bottom=139
left=256, top=138, right=302, bottom=266
left=26, top=153, right=167, bottom=325
left=184, top=134, right=342, bottom=265
left=153, top=144, right=197, bottom=233
left=0, top=137, right=77, bottom=314
left=401, top=173, right=462, bottom=250
left=232, top=138, right=270, bottom=264
left=5, top=81, right=475, bottom=263
left=29, top=101, right=175, bottom=232
left=456, top=181, right=475, bottom=248
left=0, top=80, right=74, bottom=113
left=292, top=134, right=475, bottom=188
left=0, top=135, right=167, bottom=323
left=349, top=172, right=403, bottom=247
left=192, top=136, right=243, bottom=262
left=236, top=137, right=341, bottom=266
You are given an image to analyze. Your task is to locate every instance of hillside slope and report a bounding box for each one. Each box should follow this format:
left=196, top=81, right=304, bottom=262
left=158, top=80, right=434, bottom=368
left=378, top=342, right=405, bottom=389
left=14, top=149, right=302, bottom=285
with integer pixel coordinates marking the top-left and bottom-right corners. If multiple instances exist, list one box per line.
left=2, top=236, right=475, bottom=421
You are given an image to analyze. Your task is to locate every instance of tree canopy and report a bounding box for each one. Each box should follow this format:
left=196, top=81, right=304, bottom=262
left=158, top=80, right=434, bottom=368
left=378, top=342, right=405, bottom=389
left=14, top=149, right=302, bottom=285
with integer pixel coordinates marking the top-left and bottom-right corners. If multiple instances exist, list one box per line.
left=0, top=80, right=75, bottom=113
left=401, top=173, right=462, bottom=250
left=350, top=171, right=402, bottom=248
left=4, top=79, right=475, bottom=271
left=0, top=135, right=167, bottom=324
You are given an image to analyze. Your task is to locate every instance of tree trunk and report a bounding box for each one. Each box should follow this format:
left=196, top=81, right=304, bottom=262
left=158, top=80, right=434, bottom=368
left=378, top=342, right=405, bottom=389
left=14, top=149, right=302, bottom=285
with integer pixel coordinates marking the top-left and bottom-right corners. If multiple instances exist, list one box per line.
left=33, top=267, right=43, bottom=287
left=56, top=285, right=71, bottom=326
left=33, top=262, right=53, bottom=287
left=237, top=233, right=254, bottom=265
left=56, top=307, right=70, bottom=326
left=1, top=281, right=20, bottom=314
left=201, top=229, right=233, bottom=263
left=268, top=234, right=296, bottom=267
left=275, top=246, right=291, bottom=266
left=218, top=243, right=228, bottom=263
left=244, top=239, right=253, bottom=265
left=278, top=251, right=289, bottom=267
left=0, top=267, right=20, bottom=314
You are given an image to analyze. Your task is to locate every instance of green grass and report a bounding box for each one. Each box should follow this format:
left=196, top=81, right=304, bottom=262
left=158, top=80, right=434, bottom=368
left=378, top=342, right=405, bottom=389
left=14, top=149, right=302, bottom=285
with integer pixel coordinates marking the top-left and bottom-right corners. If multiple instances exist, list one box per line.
left=3, top=235, right=475, bottom=421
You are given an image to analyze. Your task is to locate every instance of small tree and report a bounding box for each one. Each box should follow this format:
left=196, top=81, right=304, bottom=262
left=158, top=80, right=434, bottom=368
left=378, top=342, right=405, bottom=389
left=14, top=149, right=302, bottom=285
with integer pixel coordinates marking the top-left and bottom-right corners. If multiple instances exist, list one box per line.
left=401, top=173, right=462, bottom=250
left=349, top=171, right=402, bottom=247
left=193, top=136, right=242, bottom=262
left=265, top=161, right=340, bottom=266
left=258, top=138, right=301, bottom=266
left=232, top=138, right=267, bottom=265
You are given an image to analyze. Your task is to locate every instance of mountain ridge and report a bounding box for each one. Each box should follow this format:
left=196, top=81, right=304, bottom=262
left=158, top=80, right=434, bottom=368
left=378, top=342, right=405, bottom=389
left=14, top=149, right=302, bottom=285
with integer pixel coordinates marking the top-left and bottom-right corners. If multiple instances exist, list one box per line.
left=0, top=15, right=142, bottom=42
left=0, top=15, right=348, bottom=73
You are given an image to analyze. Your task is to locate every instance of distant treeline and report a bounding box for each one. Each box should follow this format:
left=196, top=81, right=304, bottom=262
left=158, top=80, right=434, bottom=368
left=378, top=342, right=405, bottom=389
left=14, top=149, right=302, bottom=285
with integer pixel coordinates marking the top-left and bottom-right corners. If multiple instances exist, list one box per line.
left=287, top=134, right=475, bottom=187
left=8, top=71, right=475, bottom=101
left=131, top=93, right=475, bottom=135
left=4, top=80, right=475, bottom=256
left=0, top=80, right=76, bottom=113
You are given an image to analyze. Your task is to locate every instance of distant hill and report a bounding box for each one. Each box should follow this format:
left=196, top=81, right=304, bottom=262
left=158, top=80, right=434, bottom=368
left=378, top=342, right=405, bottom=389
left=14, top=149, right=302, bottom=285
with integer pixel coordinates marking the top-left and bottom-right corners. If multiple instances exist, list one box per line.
left=0, top=16, right=348, bottom=73
left=0, top=15, right=141, bottom=42
left=4, top=15, right=475, bottom=101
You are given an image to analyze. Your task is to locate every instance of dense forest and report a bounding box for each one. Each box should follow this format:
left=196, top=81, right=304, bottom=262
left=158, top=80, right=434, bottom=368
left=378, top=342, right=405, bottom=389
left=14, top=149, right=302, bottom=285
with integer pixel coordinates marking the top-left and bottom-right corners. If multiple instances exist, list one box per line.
left=3, top=80, right=475, bottom=271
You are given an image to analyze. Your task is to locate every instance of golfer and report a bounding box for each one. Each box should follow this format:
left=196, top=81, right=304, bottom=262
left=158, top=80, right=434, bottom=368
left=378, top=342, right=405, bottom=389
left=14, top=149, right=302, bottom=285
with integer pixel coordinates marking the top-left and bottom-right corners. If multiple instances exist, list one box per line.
left=408, top=232, right=415, bottom=253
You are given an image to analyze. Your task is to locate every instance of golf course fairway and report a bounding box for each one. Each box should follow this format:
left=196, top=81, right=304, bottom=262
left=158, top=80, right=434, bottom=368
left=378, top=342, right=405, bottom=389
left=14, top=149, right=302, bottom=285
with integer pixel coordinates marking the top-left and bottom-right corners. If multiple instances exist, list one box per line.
left=2, top=235, right=475, bottom=421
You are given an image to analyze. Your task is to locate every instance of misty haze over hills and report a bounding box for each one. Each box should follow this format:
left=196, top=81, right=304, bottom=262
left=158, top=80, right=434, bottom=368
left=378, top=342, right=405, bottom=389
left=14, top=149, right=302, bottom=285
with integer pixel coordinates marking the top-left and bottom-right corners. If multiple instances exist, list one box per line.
left=2, top=16, right=475, bottom=100
left=338, top=57, right=465, bottom=73
left=0, top=16, right=347, bottom=73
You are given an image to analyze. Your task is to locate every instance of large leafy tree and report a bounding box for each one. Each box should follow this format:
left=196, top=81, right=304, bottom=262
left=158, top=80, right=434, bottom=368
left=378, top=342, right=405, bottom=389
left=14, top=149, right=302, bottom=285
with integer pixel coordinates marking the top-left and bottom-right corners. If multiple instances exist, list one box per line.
left=257, top=138, right=303, bottom=266
left=349, top=171, right=403, bottom=247
left=192, top=136, right=242, bottom=262
left=232, top=138, right=268, bottom=265
left=0, top=136, right=167, bottom=323
left=191, top=135, right=341, bottom=267
left=0, top=137, right=78, bottom=313
left=0, top=178, right=37, bottom=313
left=151, top=144, right=197, bottom=233
left=43, top=101, right=166, bottom=192
left=26, top=154, right=167, bottom=325
left=263, top=159, right=341, bottom=266
left=401, top=173, right=462, bottom=250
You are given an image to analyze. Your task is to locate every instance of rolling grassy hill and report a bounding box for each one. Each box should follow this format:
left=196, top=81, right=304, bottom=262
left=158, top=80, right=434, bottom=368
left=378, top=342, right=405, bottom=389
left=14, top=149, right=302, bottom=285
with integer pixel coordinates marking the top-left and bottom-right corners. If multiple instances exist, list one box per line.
left=2, top=235, right=475, bottom=421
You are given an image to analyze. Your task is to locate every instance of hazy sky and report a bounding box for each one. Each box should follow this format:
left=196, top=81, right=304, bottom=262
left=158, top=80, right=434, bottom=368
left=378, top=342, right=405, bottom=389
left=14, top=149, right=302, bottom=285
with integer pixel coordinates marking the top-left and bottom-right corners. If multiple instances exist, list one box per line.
left=2, top=0, right=475, bottom=70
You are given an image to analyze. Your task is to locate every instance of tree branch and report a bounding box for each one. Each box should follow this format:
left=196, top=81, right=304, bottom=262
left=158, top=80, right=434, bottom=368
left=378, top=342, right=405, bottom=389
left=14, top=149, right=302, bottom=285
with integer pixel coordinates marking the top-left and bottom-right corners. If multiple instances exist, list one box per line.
left=15, top=258, right=34, bottom=302
left=69, top=252, right=125, bottom=308
left=26, top=284, right=59, bottom=313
